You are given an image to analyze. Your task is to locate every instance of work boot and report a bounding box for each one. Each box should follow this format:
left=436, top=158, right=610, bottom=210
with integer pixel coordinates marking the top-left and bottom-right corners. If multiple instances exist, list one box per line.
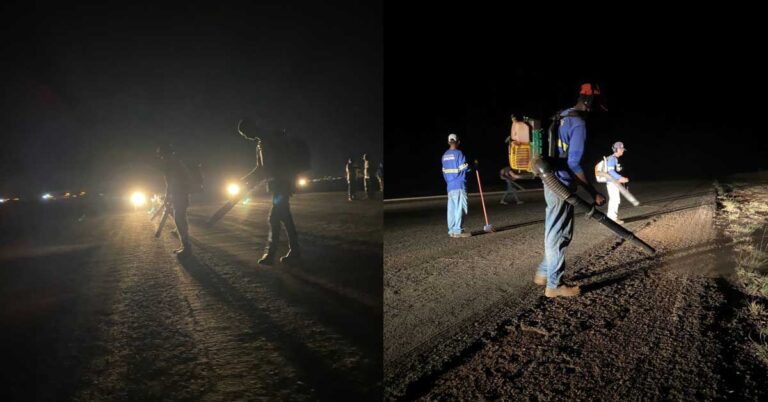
left=453, top=232, right=471, bottom=238
left=174, top=244, right=191, bottom=257
left=176, top=248, right=191, bottom=258
left=258, top=253, right=276, bottom=266
left=500, top=200, right=508, bottom=205
left=534, top=274, right=547, bottom=286
left=280, top=250, right=302, bottom=265
left=544, top=285, right=581, bottom=298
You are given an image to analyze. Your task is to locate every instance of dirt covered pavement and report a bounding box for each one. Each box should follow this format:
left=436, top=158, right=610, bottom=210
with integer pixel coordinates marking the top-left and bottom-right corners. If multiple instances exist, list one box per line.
left=0, top=192, right=381, bottom=401
left=386, top=180, right=768, bottom=401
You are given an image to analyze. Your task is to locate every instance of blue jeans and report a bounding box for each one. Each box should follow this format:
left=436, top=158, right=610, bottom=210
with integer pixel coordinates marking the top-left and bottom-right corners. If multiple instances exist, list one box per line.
left=447, top=189, right=468, bottom=235
left=536, top=184, right=574, bottom=289
left=265, top=193, right=299, bottom=256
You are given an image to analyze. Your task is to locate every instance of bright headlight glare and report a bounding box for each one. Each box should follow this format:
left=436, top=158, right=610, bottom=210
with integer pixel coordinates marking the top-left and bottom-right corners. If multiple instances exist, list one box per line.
left=227, top=183, right=241, bottom=196
left=131, top=191, right=147, bottom=207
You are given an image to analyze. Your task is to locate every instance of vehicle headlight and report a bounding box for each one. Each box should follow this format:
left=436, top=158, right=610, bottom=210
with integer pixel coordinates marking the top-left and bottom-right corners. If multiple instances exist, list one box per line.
left=131, top=191, right=147, bottom=207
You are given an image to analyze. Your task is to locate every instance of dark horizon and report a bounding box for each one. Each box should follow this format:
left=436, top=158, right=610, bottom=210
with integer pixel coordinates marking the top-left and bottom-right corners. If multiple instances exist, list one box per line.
left=384, top=16, right=767, bottom=198
left=1, top=1, right=382, bottom=198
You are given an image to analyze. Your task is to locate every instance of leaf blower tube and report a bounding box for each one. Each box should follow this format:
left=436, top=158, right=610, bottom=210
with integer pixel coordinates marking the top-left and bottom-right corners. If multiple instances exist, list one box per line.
left=533, top=157, right=656, bottom=255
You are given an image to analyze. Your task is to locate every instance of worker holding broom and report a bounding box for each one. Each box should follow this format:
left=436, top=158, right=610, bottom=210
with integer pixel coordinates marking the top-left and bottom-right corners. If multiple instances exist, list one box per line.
left=442, top=133, right=471, bottom=238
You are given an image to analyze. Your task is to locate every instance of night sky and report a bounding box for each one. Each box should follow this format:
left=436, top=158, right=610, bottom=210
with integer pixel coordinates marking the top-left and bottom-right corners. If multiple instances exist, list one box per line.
left=1, top=1, right=382, bottom=198
left=3, top=5, right=766, bottom=200
left=385, top=11, right=767, bottom=198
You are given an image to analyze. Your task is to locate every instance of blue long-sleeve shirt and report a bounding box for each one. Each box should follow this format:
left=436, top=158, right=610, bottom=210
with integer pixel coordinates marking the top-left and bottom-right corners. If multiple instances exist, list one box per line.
left=605, top=155, right=624, bottom=180
left=554, top=108, right=587, bottom=187
left=442, top=148, right=469, bottom=191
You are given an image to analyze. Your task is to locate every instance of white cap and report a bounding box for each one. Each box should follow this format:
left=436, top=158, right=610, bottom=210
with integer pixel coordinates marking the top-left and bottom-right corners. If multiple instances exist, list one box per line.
left=448, top=133, right=458, bottom=142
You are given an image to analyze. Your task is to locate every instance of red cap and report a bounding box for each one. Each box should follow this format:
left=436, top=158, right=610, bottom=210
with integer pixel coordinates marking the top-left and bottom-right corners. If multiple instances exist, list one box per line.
left=580, top=83, right=601, bottom=96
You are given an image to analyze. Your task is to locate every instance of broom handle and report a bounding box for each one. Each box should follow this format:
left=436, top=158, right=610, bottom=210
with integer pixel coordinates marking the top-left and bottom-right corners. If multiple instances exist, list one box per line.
left=476, top=170, right=490, bottom=226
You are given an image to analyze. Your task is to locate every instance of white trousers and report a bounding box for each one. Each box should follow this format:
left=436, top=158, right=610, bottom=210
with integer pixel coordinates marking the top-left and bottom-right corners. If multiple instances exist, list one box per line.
left=606, top=182, right=621, bottom=220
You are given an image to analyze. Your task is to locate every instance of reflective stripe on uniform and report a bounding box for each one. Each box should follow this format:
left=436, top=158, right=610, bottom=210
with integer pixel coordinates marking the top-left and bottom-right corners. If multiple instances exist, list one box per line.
left=558, top=139, right=569, bottom=152
left=443, top=163, right=468, bottom=174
